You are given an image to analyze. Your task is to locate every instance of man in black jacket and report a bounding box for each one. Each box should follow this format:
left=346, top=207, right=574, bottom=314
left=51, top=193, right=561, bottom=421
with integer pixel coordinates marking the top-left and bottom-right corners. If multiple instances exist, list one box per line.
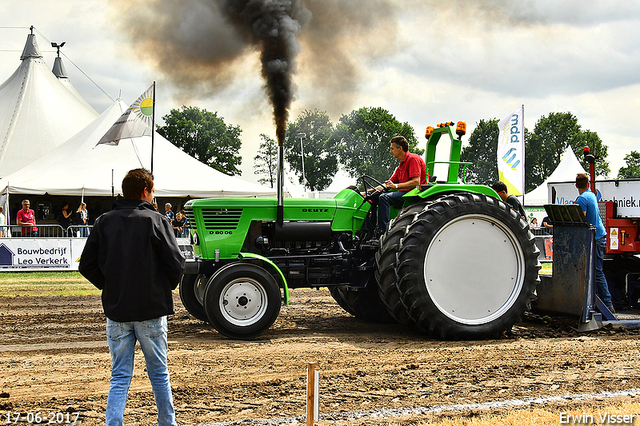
left=491, top=180, right=527, bottom=220
left=79, top=168, right=185, bottom=426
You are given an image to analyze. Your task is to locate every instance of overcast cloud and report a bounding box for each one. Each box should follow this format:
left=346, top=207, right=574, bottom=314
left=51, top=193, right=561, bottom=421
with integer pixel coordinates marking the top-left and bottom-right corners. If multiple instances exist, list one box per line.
left=1, top=0, right=639, bottom=184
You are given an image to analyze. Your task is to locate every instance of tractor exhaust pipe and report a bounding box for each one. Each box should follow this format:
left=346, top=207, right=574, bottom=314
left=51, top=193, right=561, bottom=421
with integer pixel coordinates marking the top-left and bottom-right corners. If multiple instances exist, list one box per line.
left=277, top=131, right=285, bottom=226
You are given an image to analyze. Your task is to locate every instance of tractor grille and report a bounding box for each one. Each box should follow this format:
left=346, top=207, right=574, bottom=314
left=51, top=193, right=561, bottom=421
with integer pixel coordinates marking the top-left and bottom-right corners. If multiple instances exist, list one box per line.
left=202, top=208, right=243, bottom=231
left=184, top=209, right=197, bottom=230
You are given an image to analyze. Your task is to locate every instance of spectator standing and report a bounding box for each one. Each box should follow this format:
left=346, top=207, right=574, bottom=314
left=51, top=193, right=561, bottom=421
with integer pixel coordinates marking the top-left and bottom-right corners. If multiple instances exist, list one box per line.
left=16, top=199, right=38, bottom=237
left=164, top=203, right=174, bottom=222
left=171, top=212, right=185, bottom=238
left=0, top=206, right=5, bottom=237
left=76, top=202, right=89, bottom=237
left=58, top=203, right=73, bottom=234
left=79, top=168, right=185, bottom=426
left=575, top=173, right=614, bottom=312
left=491, top=181, right=526, bottom=219
left=180, top=208, right=189, bottom=238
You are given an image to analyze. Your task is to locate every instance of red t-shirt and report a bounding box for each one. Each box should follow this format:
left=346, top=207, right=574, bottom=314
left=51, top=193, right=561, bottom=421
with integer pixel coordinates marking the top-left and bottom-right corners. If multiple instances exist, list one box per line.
left=390, top=152, right=426, bottom=191
left=17, top=208, right=37, bottom=234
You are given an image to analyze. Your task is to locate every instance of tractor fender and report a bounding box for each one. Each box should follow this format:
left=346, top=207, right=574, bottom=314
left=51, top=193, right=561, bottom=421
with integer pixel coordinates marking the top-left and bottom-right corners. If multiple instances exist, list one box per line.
left=239, top=252, right=290, bottom=305
left=404, top=184, right=500, bottom=201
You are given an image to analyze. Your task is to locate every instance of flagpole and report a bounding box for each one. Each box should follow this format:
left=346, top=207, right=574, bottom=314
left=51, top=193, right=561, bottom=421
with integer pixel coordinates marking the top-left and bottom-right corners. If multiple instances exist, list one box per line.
left=151, top=81, right=156, bottom=174
left=521, top=103, right=525, bottom=207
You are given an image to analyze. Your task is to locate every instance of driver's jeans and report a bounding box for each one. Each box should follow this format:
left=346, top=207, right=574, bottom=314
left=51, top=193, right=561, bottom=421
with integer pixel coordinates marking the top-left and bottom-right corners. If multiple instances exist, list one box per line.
left=367, top=190, right=406, bottom=232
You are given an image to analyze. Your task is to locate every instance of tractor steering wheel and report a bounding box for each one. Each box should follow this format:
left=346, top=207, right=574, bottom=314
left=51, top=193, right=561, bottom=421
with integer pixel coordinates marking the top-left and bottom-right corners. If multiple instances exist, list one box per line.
left=360, top=175, right=388, bottom=203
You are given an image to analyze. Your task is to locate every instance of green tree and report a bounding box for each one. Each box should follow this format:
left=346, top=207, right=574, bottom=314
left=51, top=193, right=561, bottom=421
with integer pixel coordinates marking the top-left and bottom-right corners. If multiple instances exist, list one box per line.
left=525, top=112, right=609, bottom=192
left=573, top=130, right=610, bottom=178
left=460, top=119, right=499, bottom=185
left=284, top=109, right=338, bottom=191
left=253, top=134, right=278, bottom=188
left=333, top=107, right=420, bottom=182
left=618, top=151, right=640, bottom=179
left=157, top=106, right=243, bottom=176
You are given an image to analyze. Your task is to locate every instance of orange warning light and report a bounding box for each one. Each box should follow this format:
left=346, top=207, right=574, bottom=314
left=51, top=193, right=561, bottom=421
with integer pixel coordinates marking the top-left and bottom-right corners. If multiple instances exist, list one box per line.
left=425, top=126, right=434, bottom=139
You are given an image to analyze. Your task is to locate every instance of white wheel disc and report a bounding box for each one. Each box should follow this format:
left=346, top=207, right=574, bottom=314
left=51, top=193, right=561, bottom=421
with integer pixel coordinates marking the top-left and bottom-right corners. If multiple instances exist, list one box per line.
left=219, top=278, right=268, bottom=327
left=424, top=214, right=525, bottom=325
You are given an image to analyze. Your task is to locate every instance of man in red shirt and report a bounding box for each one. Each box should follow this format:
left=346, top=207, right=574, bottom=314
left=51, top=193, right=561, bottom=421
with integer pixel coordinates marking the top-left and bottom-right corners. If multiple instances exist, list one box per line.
left=16, top=199, right=38, bottom=237
left=366, top=136, right=426, bottom=233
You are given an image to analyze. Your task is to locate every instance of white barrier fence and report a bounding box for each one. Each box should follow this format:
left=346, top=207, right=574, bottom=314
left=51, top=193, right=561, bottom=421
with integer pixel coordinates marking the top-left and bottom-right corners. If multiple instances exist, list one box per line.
left=0, top=236, right=193, bottom=272
left=0, top=238, right=86, bottom=271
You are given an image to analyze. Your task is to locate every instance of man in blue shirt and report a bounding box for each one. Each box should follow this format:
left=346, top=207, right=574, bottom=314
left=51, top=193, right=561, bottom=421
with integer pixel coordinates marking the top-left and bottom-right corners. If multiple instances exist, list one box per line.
left=575, top=173, right=614, bottom=312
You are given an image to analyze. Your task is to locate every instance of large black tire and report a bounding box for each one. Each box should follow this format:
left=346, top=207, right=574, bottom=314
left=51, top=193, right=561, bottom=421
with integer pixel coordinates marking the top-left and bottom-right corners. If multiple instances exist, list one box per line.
left=379, top=192, right=540, bottom=340
left=375, top=202, right=430, bottom=331
left=329, top=277, right=396, bottom=324
left=179, top=274, right=209, bottom=322
left=203, top=263, right=281, bottom=340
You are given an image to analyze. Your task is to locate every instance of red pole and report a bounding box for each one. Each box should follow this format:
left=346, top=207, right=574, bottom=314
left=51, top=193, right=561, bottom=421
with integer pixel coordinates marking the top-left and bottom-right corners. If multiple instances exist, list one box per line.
left=583, top=146, right=596, bottom=193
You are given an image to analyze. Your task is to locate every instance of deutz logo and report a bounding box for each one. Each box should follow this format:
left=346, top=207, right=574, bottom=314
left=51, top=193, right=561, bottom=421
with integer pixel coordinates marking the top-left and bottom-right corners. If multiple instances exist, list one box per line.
left=302, top=208, right=329, bottom=213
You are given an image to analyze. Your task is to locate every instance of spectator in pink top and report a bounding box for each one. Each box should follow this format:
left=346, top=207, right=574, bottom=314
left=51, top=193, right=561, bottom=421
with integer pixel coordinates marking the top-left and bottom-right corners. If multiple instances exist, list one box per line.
left=16, top=199, right=38, bottom=237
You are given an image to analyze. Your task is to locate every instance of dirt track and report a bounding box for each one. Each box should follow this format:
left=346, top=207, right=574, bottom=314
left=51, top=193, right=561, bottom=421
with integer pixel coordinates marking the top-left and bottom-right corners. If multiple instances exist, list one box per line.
left=1, top=289, right=640, bottom=425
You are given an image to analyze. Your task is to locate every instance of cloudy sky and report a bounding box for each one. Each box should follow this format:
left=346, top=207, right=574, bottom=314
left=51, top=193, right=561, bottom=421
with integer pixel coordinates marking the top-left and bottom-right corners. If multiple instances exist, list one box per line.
left=1, top=0, right=639, bottom=187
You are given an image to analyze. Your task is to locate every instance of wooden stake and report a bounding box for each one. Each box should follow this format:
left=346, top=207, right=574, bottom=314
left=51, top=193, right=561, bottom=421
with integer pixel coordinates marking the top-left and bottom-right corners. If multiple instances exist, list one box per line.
left=306, top=362, right=319, bottom=425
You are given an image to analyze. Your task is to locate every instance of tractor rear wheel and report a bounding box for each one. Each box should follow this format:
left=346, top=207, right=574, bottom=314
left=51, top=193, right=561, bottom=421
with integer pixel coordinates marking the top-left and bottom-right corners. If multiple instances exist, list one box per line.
left=329, top=269, right=396, bottom=323
left=375, top=202, right=430, bottom=331
left=380, top=192, right=539, bottom=340
left=179, top=274, right=209, bottom=322
left=203, top=263, right=281, bottom=340
left=329, top=279, right=396, bottom=324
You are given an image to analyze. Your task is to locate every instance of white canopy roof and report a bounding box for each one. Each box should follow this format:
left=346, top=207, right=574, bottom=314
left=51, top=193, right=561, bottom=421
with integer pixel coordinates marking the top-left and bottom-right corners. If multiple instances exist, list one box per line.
left=524, top=146, right=586, bottom=205
left=0, top=98, right=276, bottom=198
left=0, top=31, right=98, bottom=178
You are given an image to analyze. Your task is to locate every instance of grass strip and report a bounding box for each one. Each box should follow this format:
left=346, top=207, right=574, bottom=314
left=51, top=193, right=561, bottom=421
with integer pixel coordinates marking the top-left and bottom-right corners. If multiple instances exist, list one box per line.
left=0, top=272, right=99, bottom=297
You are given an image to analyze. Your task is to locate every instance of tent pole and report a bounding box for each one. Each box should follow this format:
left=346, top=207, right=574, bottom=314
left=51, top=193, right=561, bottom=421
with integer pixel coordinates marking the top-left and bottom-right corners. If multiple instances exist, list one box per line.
left=5, top=183, right=9, bottom=231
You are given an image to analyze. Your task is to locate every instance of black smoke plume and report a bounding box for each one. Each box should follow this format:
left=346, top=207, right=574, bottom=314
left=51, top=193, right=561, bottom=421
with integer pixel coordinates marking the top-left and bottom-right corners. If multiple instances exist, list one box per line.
left=111, top=0, right=400, bottom=141
left=222, top=1, right=311, bottom=145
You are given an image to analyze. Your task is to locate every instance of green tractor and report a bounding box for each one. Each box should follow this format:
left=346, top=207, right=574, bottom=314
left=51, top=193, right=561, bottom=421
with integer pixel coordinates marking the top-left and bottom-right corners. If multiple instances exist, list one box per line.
left=182, top=121, right=540, bottom=340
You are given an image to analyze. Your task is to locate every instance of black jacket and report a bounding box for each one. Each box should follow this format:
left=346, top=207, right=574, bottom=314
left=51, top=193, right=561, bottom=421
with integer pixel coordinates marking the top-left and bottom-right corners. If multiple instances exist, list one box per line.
left=506, top=194, right=526, bottom=219
left=79, top=199, right=185, bottom=322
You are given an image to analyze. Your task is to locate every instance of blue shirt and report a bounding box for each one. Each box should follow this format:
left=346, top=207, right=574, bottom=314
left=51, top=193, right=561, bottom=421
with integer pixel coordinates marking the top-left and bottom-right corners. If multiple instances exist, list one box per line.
left=575, top=190, right=606, bottom=240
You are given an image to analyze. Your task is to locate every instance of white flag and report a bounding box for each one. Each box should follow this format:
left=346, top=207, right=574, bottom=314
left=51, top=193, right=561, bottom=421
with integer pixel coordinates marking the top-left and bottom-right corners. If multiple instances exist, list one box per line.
left=97, top=85, right=154, bottom=146
left=497, top=105, right=524, bottom=196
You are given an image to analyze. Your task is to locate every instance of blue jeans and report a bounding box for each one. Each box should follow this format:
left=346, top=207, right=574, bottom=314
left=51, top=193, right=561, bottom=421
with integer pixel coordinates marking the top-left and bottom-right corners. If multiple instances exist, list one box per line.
left=106, top=317, right=177, bottom=426
left=377, top=190, right=406, bottom=232
left=595, top=237, right=613, bottom=307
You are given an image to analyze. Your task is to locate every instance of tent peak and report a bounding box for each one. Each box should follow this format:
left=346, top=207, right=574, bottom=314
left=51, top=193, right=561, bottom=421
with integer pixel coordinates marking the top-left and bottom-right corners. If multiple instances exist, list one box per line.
left=20, top=27, right=42, bottom=60
left=51, top=41, right=67, bottom=78
left=52, top=56, right=67, bottom=79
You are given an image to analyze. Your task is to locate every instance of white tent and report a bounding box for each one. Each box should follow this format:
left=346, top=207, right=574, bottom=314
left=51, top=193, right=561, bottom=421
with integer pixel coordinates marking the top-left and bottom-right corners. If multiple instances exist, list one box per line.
left=0, top=29, right=98, bottom=178
left=52, top=52, right=96, bottom=113
left=524, top=146, right=586, bottom=205
left=0, top=98, right=276, bottom=198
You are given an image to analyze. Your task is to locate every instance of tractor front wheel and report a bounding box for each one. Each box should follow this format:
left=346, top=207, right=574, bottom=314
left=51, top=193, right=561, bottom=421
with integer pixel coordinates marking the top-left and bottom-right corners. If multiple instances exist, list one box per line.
left=179, top=274, right=209, bottom=322
left=203, top=263, right=281, bottom=340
